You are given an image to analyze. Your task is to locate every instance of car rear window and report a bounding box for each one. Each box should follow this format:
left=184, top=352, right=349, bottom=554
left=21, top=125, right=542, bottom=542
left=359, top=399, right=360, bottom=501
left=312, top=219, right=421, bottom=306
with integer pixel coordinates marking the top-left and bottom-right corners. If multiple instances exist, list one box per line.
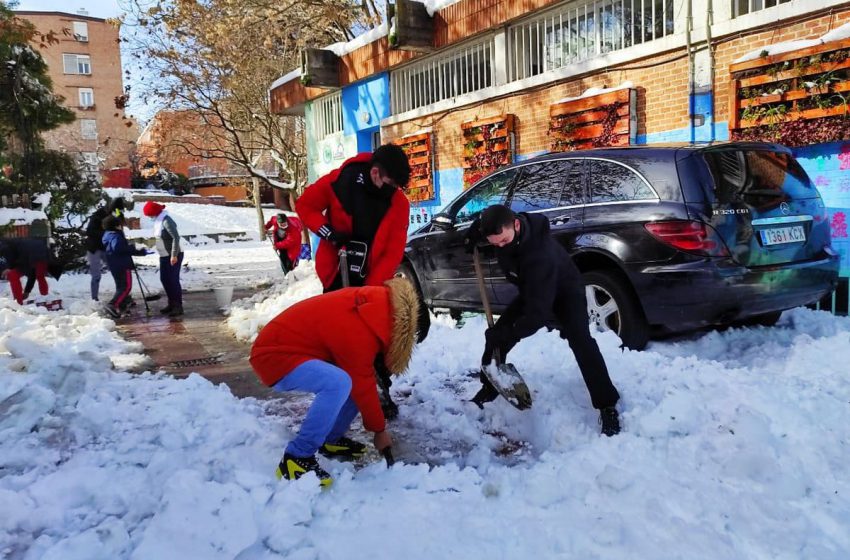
left=703, top=150, right=816, bottom=203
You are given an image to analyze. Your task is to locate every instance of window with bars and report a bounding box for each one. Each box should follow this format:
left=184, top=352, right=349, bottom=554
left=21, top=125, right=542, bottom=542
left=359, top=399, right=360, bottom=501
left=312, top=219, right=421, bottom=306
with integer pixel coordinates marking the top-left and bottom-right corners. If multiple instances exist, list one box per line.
left=732, top=0, right=791, bottom=18
left=63, top=54, right=91, bottom=75
left=312, top=92, right=343, bottom=139
left=507, top=0, right=674, bottom=82
left=391, top=37, right=495, bottom=114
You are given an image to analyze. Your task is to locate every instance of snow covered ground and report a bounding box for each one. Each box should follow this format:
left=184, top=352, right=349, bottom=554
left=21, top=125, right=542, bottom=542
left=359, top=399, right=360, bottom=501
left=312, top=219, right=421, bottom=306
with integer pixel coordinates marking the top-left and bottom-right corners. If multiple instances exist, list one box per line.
left=2, top=247, right=850, bottom=559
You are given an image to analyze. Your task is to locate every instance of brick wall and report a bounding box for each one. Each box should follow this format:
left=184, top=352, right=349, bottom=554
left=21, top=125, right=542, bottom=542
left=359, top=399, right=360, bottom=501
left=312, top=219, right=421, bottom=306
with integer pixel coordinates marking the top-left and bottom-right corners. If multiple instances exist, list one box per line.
left=17, top=12, right=138, bottom=170
left=383, top=6, right=850, bottom=173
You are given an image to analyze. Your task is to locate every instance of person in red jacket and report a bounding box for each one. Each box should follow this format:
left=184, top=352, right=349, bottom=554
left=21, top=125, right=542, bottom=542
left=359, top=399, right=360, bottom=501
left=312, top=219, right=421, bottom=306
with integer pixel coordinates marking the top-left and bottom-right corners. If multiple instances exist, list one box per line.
left=296, top=143, right=411, bottom=292
left=265, top=212, right=303, bottom=274
left=297, top=144, right=416, bottom=421
left=249, top=277, right=422, bottom=485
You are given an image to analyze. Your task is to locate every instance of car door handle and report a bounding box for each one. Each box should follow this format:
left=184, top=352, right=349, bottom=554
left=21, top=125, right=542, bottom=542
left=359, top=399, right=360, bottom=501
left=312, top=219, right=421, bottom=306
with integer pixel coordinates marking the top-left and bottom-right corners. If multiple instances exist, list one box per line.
left=550, top=214, right=571, bottom=225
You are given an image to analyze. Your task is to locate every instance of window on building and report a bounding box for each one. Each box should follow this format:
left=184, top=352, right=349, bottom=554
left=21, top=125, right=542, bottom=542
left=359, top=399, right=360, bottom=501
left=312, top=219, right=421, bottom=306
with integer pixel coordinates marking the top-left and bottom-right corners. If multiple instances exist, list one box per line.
left=391, top=36, right=495, bottom=115
left=587, top=160, right=656, bottom=203
left=72, top=21, right=88, bottom=42
left=80, top=119, right=97, bottom=140
left=507, top=0, right=675, bottom=82
left=63, top=54, right=91, bottom=75
left=733, top=0, right=792, bottom=17
left=312, top=91, right=343, bottom=139
left=78, top=88, right=94, bottom=108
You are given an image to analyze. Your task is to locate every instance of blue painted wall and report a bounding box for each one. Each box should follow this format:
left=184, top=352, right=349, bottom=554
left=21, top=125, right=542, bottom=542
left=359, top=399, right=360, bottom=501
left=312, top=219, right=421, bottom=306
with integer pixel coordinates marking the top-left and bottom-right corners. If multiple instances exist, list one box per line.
left=794, top=141, right=850, bottom=276
left=342, top=73, right=390, bottom=153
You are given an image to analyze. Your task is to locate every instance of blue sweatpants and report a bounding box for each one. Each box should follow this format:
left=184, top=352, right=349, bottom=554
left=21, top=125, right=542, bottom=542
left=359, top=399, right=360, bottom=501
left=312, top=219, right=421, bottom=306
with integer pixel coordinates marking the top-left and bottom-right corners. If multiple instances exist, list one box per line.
left=272, top=360, right=360, bottom=458
left=159, top=253, right=183, bottom=307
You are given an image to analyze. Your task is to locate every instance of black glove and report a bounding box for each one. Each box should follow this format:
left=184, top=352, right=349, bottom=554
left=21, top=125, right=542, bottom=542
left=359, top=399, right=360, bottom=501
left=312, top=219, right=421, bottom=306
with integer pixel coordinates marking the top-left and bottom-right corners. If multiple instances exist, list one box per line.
left=463, top=218, right=483, bottom=254
left=317, top=224, right=350, bottom=246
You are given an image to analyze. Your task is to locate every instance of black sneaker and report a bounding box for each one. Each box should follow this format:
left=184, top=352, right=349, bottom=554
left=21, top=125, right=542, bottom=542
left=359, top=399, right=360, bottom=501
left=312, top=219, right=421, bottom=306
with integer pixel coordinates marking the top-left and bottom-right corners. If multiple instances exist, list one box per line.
left=276, top=453, right=332, bottom=486
left=599, top=406, right=621, bottom=437
left=103, top=303, right=120, bottom=318
left=319, top=437, right=367, bottom=460
left=168, top=306, right=184, bottom=317
left=159, top=305, right=173, bottom=315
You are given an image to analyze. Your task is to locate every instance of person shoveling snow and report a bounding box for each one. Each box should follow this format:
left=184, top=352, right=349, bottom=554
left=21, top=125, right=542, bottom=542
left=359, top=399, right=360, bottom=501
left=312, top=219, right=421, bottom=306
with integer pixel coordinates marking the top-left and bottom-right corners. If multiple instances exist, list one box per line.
left=249, top=277, right=427, bottom=485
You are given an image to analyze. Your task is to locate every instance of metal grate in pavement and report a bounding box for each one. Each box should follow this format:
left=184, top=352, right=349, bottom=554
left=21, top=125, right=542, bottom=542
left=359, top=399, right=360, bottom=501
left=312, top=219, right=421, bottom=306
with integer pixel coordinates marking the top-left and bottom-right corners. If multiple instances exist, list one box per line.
left=170, top=356, right=223, bottom=368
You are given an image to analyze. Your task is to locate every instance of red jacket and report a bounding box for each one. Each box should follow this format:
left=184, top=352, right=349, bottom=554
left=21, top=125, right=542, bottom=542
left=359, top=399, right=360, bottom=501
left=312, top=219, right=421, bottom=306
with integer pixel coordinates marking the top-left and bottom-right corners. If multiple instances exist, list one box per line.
left=249, top=287, right=393, bottom=432
left=296, top=153, right=410, bottom=288
left=265, top=215, right=303, bottom=262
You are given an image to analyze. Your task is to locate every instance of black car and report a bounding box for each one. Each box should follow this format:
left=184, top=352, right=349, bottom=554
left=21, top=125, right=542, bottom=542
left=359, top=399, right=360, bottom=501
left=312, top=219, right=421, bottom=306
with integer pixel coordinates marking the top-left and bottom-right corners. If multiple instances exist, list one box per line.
left=398, top=142, right=840, bottom=349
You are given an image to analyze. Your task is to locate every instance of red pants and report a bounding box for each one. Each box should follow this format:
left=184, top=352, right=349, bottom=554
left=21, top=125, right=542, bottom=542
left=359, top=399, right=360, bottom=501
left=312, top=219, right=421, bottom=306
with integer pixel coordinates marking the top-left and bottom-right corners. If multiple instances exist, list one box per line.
left=6, top=262, right=48, bottom=304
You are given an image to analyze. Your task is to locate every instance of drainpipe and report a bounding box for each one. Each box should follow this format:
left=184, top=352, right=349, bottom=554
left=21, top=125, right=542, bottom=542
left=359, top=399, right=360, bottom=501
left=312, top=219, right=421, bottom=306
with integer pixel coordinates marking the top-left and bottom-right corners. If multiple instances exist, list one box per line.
left=686, top=0, right=695, bottom=144
left=707, top=0, right=716, bottom=141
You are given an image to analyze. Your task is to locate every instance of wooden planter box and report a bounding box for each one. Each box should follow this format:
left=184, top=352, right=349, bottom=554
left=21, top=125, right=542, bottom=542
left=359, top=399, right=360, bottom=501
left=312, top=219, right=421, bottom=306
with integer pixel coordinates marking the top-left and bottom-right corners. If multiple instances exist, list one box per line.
left=729, top=38, right=850, bottom=135
left=300, top=48, right=340, bottom=88
left=387, top=0, right=434, bottom=53
left=393, top=132, right=435, bottom=203
left=548, top=89, right=637, bottom=152
left=461, top=114, right=516, bottom=189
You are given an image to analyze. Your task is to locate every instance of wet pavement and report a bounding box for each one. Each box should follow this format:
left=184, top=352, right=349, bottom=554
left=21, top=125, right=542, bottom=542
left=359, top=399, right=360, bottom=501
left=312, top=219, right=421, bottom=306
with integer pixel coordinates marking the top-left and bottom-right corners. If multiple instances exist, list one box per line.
left=116, top=288, right=269, bottom=399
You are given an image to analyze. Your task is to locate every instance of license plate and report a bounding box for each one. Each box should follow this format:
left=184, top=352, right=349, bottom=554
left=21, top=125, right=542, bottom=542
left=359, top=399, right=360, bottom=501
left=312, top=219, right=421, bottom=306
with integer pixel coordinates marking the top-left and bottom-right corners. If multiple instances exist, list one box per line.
left=760, top=225, right=806, bottom=246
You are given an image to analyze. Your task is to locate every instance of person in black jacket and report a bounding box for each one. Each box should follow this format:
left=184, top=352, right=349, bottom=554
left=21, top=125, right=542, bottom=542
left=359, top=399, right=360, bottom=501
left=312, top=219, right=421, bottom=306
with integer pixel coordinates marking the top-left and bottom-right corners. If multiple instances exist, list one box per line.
left=0, top=238, right=52, bottom=305
left=85, top=204, right=110, bottom=301
left=468, top=204, right=621, bottom=436
left=101, top=215, right=147, bottom=318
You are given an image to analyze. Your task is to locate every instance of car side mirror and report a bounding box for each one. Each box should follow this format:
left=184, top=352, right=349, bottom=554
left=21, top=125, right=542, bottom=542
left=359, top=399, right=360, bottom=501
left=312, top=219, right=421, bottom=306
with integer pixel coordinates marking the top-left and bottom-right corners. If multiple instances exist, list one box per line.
left=432, top=213, right=454, bottom=230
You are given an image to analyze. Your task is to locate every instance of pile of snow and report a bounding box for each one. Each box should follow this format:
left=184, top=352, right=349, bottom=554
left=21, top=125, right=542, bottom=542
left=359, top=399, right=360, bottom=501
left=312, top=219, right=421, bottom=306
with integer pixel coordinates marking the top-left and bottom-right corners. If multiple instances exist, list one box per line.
left=734, top=22, right=850, bottom=63
left=124, top=204, right=282, bottom=240
left=0, top=207, right=47, bottom=226
left=2, top=262, right=850, bottom=557
left=226, top=262, right=322, bottom=341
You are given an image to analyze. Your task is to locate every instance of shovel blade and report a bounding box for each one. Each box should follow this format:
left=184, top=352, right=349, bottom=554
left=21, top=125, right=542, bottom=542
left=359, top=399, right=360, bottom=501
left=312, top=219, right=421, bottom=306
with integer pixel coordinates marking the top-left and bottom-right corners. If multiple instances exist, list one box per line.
left=481, top=362, right=533, bottom=410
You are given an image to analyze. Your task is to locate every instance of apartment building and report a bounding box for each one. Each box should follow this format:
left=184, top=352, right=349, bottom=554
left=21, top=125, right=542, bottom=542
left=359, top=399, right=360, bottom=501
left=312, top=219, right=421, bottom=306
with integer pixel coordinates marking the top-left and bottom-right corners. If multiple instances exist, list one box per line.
left=14, top=9, right=137, bottom=175
left=270, top=0, right=850, bottom=303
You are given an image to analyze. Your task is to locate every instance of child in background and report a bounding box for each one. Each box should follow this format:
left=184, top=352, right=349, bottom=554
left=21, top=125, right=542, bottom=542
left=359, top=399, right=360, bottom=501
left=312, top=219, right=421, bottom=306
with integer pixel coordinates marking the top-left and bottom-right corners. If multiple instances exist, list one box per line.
left=101, top=215, right=148, bottom=318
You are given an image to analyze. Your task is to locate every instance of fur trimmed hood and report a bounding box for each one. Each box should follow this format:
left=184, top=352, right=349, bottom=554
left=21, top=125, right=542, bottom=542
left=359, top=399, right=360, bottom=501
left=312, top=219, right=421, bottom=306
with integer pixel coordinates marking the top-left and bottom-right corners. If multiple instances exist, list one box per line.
left=384, top=277, right=420, bottom=375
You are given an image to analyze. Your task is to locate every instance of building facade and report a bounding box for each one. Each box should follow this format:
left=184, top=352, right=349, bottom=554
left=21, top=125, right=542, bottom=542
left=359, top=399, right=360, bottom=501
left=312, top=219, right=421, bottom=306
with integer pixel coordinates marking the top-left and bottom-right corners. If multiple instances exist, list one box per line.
left=15, top=9, right=137, bottom=176
left=270, top=0, right=850, bottom=305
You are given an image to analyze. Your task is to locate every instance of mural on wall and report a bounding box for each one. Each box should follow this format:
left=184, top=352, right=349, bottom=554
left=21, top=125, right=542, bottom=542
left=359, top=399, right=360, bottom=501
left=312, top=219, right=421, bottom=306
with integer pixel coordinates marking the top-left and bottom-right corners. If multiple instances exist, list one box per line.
left=794, top=141, right=850, bottom=276
left=311, top=132, right=358, bottom=179
left=462, top=115, right=515, bottom=189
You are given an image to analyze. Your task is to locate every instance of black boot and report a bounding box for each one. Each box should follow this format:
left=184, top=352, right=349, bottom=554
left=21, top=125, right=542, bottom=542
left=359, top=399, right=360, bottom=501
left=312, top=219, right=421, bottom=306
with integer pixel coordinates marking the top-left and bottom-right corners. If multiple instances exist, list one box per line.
left=470, top=371, right=499, bottom=408
left=160, top=304, right=173, bottom=315
left=599, top=406, right=621, bottom=436
left=168, top=306, right=184, bottom=317
left=319, top=437, right=367, bottom=460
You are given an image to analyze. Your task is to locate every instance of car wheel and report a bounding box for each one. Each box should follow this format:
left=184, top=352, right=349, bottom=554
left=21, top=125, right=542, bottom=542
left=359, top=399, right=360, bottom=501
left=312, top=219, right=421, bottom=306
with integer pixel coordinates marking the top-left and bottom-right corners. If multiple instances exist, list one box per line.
left=581, top=270, right=650, bottom=350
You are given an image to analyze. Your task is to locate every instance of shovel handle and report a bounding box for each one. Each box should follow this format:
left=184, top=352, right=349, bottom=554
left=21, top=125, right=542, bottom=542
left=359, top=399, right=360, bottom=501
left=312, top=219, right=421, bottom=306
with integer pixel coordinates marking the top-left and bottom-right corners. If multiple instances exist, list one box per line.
left=338, top=248, right=350, bottom=288
left=382, top=447, right=395, bottom=467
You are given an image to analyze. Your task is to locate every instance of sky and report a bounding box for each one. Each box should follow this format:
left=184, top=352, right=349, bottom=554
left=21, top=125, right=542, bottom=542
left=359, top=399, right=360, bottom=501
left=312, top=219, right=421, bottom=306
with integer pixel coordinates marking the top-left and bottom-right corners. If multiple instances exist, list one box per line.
left=13, top=0, right=123, bottom=18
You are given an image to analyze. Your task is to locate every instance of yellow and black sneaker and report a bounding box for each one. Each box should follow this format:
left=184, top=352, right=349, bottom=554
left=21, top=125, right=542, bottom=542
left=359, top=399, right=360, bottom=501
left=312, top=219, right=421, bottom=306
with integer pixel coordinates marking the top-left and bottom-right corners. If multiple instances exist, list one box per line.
left=276, top=453, right=333, bottom=486
left=319, top=437, right=367, bottom=460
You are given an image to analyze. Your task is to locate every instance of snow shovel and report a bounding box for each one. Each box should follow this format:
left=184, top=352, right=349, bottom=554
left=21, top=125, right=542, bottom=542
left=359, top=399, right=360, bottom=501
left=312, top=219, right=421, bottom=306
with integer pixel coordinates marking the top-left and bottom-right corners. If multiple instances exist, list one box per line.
left=472, top=246, right=533, bottom=410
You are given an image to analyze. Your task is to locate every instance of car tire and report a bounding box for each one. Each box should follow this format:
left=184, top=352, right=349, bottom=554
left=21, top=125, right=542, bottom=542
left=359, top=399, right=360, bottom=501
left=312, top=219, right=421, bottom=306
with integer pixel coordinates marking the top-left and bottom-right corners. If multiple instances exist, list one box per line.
left=581, top=270, right=650, bottom=351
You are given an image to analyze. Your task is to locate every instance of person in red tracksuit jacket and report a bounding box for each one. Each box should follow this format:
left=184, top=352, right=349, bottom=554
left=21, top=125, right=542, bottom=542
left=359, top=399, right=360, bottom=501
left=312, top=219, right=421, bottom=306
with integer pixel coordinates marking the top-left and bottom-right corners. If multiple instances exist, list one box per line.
left=264, top=213, right=303, bottom=274
left=296, top=144, right=411, bottom=292
left=297, top=143, right=415, bottom=421
left=250, top=277, right=423, bottom=485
